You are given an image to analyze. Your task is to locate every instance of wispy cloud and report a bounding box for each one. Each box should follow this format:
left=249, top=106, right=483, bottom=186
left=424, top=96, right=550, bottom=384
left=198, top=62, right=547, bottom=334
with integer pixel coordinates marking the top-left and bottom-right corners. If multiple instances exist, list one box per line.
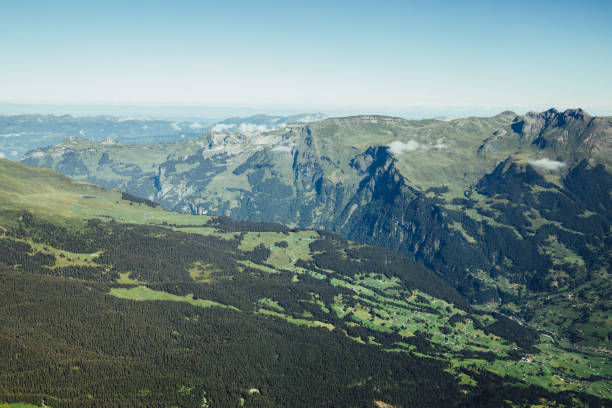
left=432, top=138, right=448, bottom=149
left=386, top=140, right=423, bottom=154
left=528, top=158, right=566, bottom=171
left=271, top=145, right=292, bottom=153
left=238, top=123, right=269, bottom=133
left=211, top=123, right=236, bottom=132
left=0, top=132, right=32, bottom=138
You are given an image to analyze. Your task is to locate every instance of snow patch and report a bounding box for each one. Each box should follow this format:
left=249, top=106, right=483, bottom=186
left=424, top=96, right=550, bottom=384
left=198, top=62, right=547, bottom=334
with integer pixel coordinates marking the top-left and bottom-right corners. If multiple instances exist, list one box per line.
left=528, top=158, right=566, bottom=171
left=189, top=122, right=203, bottom=129
left=271, top=145, right=292, bottom=153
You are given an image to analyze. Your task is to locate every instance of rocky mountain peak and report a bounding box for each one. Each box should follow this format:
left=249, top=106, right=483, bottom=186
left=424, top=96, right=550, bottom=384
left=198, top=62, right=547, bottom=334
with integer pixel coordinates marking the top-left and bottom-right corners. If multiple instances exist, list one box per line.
left=522, top=107, right=592, bottom=126
left=561, top=107, right=592, bottom=123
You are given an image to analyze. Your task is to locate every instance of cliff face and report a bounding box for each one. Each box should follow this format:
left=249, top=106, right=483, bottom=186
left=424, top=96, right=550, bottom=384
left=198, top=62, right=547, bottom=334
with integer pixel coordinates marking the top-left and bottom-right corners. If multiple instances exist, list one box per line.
left=330, top=147, right=610, bottom=303
left=510, top=108, right=611, bottom=163
left=21, top=110, right=612, bottom=305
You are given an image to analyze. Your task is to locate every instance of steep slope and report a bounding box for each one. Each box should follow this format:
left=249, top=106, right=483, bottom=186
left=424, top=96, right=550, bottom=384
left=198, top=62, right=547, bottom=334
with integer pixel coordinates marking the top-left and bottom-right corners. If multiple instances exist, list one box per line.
left=1, top=159, right=610, bottom=406
left=21, top=109, right=612, bottom=344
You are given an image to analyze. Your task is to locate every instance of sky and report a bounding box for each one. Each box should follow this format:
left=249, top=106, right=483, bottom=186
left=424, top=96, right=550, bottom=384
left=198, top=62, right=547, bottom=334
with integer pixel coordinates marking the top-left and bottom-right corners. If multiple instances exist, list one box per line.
left=1, top=0, right=611, bottom=117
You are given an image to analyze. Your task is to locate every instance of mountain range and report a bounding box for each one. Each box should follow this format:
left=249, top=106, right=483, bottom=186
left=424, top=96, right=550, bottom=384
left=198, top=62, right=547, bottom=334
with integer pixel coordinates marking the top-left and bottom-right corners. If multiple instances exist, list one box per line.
left=0, top=158, right=610, bottom=406
left=2, top=107, right=611, bottom=406
left=0, top=113, right=326, bottom=159
left=21, top=107, right=611, bottom=313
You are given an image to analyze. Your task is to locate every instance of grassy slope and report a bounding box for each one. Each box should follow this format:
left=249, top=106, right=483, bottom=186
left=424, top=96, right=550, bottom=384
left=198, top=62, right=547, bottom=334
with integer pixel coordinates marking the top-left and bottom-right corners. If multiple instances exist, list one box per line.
left=1, top=158, right=610, bottom=401
left=308, top=114, right=517, bottom=196
left=0, top=404, right=46, bottom=408
left=0, top=158, right=210, bottom=229
left=20, top=111, right=611, bottom=217
left=19, top=112, right=606, bottom=244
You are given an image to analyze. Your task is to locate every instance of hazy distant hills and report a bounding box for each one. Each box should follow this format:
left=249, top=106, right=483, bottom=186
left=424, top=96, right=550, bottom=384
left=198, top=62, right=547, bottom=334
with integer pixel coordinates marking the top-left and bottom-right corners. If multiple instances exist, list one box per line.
left=210, top=113, right=327, bottom=133
left=0, top=112, right=326, bottom=159
left=0, top=114, right=201, bottom=159
left=20, top=108, right=612, bottom=348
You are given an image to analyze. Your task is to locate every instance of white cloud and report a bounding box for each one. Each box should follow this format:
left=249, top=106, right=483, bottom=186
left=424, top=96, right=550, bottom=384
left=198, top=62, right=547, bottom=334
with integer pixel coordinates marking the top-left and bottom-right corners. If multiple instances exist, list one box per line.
left=252, top=135, right=277, bottom=145
left=386, top=140, right=423, bottom=154
left=0, top=152, right=5, bottom=158
left=528, top=158, right=566, bottom=171
left=238, top=123, right=269, bottom=133
left=10, top=151, right=18, bottom=157
left=171, top=122, right=182, bottom=131
left=189, top=122, right=203, bottom=129
left=118, top=116, right=152, bottom=122
left=0, top=132, right=32, bottom=138
left=295, top=113, right=327, bottom=123
left=211, top=123, right=236, bottom=133
left=432, top=138, right=448, bottom=149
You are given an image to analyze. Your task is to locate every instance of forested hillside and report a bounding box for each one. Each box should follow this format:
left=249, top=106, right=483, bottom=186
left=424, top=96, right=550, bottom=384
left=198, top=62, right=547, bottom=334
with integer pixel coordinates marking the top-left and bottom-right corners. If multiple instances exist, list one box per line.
left=1, top=160, right=610, bottom=407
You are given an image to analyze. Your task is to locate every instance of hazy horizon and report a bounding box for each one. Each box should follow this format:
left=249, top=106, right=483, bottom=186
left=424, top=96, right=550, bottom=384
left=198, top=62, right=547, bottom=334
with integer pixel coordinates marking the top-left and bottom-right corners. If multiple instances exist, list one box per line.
left=1, top=102, right=610, bottom=122
left=2, top=1, right=611, bottom=115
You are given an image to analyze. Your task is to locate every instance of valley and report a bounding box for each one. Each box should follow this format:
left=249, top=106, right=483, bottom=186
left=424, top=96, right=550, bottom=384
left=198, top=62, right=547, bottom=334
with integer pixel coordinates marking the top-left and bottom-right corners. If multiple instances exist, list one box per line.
left=19, top=109, right=611, bottom=350
left=3, top=1, right=610, bottom=406
left=0, top=158, right=610, bottom=407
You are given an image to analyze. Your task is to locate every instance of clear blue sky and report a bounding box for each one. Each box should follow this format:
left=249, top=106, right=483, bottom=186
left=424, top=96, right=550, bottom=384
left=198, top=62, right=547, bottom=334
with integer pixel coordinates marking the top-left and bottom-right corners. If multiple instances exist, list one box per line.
left=1, top=0, right=611, bottom=116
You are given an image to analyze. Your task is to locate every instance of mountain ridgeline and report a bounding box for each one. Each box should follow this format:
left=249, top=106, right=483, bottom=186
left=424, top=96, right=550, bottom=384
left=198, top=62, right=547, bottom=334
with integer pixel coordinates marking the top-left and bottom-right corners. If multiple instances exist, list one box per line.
left=0, top=112, right=326, bottom=159
left=21, top=109, right=612, bottom=345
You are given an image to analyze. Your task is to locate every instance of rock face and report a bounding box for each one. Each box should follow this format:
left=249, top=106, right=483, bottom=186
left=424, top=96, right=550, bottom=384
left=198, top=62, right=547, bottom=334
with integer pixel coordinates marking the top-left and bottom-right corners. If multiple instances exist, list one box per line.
left=21, top=109, right=612, bottom=304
